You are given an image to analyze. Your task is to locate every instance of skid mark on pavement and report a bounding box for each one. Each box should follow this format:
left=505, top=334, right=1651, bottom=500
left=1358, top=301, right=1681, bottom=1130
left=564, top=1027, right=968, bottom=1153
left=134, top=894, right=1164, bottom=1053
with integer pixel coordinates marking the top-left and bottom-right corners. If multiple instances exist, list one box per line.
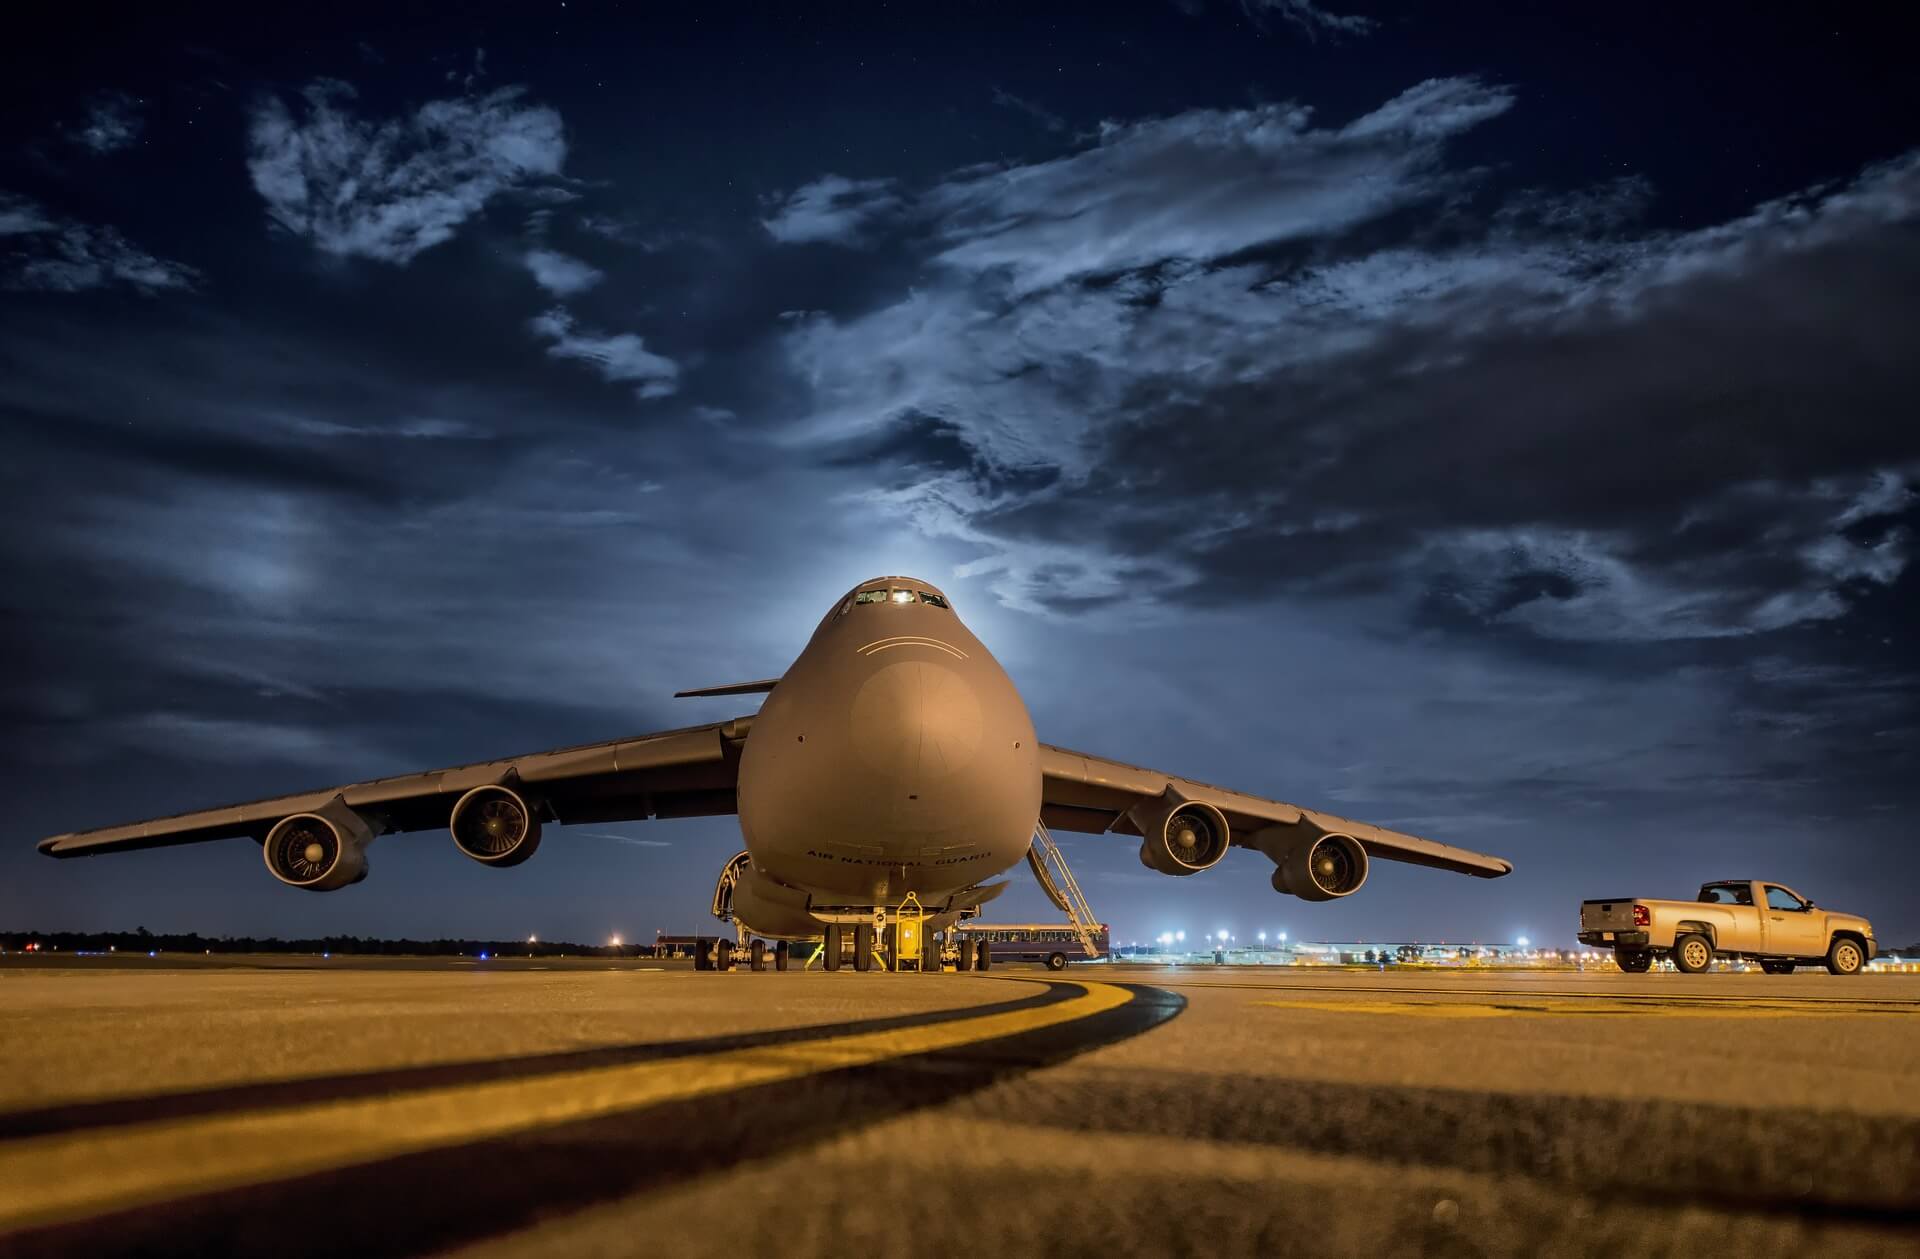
left=0, top=980, right=1182, bottom=1259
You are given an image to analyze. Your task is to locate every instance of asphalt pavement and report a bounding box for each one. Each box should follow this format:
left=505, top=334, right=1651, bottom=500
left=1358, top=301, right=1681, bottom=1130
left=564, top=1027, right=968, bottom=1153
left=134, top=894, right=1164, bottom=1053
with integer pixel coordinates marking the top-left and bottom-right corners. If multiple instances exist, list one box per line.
left=1, top=957, right=1914, bottom=1258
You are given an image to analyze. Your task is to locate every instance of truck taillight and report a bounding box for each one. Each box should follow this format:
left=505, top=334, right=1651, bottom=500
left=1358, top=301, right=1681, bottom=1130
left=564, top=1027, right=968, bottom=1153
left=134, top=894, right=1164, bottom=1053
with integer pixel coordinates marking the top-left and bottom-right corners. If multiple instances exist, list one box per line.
left=1632, top=905, right=1650, bottom=927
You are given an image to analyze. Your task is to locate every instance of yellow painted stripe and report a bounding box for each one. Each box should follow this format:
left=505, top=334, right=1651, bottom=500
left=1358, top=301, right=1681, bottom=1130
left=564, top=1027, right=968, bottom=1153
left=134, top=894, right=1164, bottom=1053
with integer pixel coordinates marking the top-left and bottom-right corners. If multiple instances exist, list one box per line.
left=0, top=980, right=1130, bottom=1234
left=1256, top=997, right=1919, bottom=1019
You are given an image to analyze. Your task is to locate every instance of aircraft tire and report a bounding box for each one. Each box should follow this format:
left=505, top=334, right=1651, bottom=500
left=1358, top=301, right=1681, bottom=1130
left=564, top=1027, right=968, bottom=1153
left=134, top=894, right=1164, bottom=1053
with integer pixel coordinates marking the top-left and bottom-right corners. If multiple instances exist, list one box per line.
left=882, top=923, right=899, bottom=972
left=773, top=940, right=789, bottom=972
left=853, top=923, right=875, bottom=971
left=975, top=940, right=992, bottom=972
left=953, top=937, right=973, bottom=972
left=693, top=936, right=713, bottom=972
left=749, top=939, right=766, bottom=972
left=822, top=924, right=842, bottom=971
left=715, top=939, right=734, bottom=971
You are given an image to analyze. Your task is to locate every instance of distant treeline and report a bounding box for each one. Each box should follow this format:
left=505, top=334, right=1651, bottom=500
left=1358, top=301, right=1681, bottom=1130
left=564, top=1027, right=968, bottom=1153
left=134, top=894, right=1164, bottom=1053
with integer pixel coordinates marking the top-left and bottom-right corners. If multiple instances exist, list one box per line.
left=0, top=927, right=634, bottom=957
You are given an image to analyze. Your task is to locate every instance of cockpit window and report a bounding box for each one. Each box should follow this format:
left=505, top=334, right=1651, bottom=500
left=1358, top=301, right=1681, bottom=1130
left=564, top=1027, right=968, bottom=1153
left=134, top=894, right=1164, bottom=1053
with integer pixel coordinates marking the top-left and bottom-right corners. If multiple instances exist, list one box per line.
left=918, top=591, right=950, bottom=609
left=889, top=588, right=915, bottom=605
left=854, top=589, right=889, bottom=605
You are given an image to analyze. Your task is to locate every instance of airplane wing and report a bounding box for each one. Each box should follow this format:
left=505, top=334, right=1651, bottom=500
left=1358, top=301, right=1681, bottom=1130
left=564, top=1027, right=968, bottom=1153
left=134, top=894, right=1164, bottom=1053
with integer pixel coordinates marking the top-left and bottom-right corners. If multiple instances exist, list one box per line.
left=39, top=716, right=755, bottom=859
left=1036, top=743, right=1511, bottom=879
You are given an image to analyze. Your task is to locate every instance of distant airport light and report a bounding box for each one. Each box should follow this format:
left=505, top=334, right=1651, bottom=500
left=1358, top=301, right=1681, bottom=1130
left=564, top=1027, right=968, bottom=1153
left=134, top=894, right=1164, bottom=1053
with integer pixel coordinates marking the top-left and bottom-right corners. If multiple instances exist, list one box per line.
left=1279, top=932, right=1287, bottom=943
left=610, top=935, right=622, bottom=948
left=1175, top=931, right=1185, bottom=943
left=1258, top=931, right=1267, bottom=943
left=1517, top=936, right=1530, bottom=948
left=528, top=935, right=537, bottom=944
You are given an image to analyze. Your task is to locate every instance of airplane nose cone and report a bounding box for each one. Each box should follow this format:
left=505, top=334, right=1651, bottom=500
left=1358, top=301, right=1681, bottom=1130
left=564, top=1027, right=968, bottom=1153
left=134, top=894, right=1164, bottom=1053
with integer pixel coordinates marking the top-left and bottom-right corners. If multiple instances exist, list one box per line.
left=848, top=660, right=984, bottom=784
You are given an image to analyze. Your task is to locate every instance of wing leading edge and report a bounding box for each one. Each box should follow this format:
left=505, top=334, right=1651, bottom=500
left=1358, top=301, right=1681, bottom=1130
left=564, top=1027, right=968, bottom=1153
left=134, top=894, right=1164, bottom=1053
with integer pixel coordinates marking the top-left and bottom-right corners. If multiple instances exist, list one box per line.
left=1037, top=743, right=1511, bottom=879
left=39, top=716, right=755, bottom=859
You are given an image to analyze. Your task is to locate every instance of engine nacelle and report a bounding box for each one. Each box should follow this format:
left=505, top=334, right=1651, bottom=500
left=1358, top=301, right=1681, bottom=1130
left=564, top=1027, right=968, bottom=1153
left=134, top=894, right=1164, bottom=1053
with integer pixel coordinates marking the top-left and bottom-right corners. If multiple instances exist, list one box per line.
left=1267, top=831, right=1369, bottom=901
left=450, top=784, right=543, bottom=867
left=264, top=805, right=373, bottom=891
left=1130, top=791, right=1232, bottom=876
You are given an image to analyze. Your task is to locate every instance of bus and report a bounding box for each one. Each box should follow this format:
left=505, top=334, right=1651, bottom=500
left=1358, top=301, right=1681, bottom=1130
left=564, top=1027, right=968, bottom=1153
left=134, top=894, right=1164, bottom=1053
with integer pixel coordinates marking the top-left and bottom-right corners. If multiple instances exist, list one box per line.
left=955, top=923, right=1109, bottom=970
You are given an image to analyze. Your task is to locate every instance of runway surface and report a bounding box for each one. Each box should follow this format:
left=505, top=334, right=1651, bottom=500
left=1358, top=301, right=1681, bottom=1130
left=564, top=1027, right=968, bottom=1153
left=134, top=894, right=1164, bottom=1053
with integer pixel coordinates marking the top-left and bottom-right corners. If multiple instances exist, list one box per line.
left=1, top=958, right=1916, bottom=1257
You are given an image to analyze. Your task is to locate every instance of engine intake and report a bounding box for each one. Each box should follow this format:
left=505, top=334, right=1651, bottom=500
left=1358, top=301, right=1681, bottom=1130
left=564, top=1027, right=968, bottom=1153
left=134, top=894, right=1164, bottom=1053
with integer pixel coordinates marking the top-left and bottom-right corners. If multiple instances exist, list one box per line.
left=1131, top=793, right=1232, bottom=876
left=1269, top=831, right=1369, bottom=901
left=450, top=784, right=543, bottom=867
left=264, top=807, right=372, bottom=891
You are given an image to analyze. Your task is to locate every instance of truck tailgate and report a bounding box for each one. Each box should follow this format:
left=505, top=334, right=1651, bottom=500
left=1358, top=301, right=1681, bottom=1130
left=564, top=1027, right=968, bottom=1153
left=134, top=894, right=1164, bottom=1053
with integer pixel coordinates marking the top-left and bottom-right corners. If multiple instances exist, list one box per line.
left=1581, top=899, right=1638, bottom=931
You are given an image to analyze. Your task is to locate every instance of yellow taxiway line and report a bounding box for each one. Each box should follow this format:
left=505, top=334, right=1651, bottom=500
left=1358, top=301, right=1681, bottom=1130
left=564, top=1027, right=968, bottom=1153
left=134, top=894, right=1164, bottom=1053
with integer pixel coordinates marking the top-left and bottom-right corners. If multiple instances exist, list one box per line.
left=0, top=978, right=1132, bottom=1234
left=1256, top=996, right=1920, bottom=1019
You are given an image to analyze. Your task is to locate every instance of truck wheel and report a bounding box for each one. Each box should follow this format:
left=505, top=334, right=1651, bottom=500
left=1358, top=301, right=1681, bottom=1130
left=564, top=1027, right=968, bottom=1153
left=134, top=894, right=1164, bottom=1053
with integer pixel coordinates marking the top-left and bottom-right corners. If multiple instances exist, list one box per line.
left=1615, top=949, right=1652, bottom=973
left=1760, top=960, right=1795, bottom=975
left=1672, top=933, right=1713, bottom=974
left=1046, top=951, right=1068, bottom=971
left=1825, top=938, right=1864, bottom=976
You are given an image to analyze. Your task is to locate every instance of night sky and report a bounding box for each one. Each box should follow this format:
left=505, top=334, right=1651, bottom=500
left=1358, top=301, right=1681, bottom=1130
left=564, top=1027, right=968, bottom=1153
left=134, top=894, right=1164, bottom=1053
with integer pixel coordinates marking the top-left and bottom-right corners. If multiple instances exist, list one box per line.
left=4, top=2, right=1917, bottom=950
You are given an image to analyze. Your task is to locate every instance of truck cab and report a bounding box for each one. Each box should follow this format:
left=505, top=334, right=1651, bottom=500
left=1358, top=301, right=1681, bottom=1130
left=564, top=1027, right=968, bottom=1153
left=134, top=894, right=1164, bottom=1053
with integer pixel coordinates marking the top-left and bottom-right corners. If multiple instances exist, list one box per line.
left=1578, top=880, right=1875, bottom=975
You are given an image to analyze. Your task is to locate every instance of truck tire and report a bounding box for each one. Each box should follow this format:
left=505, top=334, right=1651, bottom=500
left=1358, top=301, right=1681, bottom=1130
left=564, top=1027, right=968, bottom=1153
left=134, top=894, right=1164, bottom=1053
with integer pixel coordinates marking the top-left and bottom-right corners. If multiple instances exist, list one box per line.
left=1046, top=951, right=1068, bottom=971
left=1825, top=937, right=1865, bottom=976
left=1672, top=933, right=1713, bottom=974
left=1760, top=960, right=1795, bottom=975
left=1615, top=949, right=1652, bottom=973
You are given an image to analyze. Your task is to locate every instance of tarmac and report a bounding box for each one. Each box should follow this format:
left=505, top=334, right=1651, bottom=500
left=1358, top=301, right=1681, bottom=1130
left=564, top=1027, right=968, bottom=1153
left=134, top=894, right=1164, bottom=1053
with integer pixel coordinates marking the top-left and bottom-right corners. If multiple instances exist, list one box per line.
left=1, top=955, right=1916, bottom=1258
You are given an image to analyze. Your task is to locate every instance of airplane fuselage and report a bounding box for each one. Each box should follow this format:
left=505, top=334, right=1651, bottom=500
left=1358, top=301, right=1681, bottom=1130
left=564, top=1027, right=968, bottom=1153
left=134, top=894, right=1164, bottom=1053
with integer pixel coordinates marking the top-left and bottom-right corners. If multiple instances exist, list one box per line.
left=732, top=577, right=1039, bottom=933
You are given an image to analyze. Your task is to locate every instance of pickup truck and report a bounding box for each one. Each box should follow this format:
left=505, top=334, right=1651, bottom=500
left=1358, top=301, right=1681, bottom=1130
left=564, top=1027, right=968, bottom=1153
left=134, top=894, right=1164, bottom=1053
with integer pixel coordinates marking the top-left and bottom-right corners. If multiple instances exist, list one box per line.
left=1578, top=880, right=1875, bottom=975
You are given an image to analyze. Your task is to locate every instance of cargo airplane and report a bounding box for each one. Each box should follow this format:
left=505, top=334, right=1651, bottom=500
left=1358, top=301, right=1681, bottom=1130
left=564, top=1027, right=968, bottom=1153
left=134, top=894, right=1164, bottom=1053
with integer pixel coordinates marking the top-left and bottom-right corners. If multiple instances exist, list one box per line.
left=39, top=576, right=1512, bottom=964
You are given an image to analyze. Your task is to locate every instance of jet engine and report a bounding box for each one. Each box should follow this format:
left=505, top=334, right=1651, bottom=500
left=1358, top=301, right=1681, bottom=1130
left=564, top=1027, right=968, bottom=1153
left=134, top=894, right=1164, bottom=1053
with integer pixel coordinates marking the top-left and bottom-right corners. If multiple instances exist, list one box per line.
left=1131, top=792, right=1232, bottom=876
left=1267, top=831, right=1369, bottom=901
left=450, top=784, right=543, bottom=867
left=263, top=806, right=373, bottom=891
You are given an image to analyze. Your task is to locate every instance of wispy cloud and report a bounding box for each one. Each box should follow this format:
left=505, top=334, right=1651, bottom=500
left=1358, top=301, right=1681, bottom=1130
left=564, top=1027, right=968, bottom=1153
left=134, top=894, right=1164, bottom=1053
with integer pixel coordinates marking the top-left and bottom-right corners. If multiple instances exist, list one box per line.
left=1240, top=0, right=1378, bottom=42
left=520, top=247, right=603, bottom=296
left=0, top=192, right=198, bottom=293
left=528, top=307, right=679, bottom=399
left=246, top=80, right=567, bottom=264
left=64, top=91, right=145, bottom=154
left=761, top=174, right=901, bottom=245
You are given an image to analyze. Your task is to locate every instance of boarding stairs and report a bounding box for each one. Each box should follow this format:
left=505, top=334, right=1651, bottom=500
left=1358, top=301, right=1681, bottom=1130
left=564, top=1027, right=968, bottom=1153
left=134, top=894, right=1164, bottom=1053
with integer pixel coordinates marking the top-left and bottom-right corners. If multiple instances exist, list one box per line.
left=1025, top=820, right=1103, bottom=959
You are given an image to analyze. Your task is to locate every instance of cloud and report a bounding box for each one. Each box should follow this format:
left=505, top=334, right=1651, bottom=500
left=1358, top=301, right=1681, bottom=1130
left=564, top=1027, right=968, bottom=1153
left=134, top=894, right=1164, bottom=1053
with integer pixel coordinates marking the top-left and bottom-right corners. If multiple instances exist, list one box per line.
left=528, top=307, right=679, bottom=399
left=246, top=79, right=566, bottom=264
left=771, top=80, right=1920, bottom=642
left=520, top=247, right=603, bottom=296
left=761, top=174, right=902, bottom=245
left=921, top=79, right=1514, bottom=292
left=1239, top=1, right=1377, bottom=41
left=0, top=193, right=198, bottom=293
left=990, top=86, right=1066, bottom=133
left=64, top=91, right=145, bottom=154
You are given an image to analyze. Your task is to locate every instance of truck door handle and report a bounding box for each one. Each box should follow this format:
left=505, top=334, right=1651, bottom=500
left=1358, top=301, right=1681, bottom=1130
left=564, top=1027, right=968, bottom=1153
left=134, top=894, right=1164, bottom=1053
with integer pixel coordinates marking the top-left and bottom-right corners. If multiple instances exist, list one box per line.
left=1770, top=915, right=1784, bottom=921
